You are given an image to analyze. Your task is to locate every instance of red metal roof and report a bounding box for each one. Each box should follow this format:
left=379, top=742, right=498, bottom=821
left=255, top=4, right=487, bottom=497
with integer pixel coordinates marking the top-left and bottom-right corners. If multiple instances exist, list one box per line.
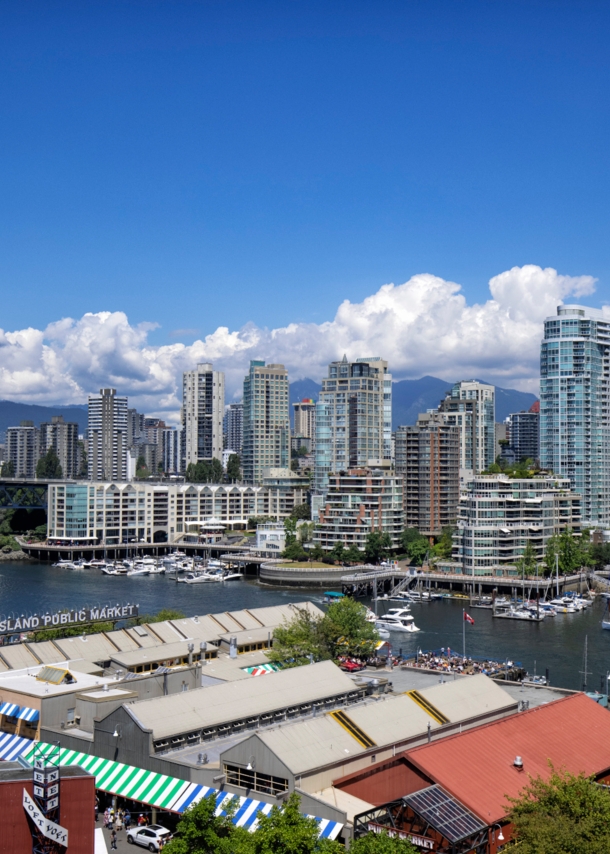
left=406, top=694, right=610, bottom=824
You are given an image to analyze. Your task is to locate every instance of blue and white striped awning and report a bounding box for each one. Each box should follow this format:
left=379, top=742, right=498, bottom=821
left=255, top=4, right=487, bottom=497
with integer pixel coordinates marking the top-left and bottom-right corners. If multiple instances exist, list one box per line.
left=0, top=731, right=33, bottom=761
left=20, top=743, right=343, bottom=841
left=0, top=702, right=39, bottom=722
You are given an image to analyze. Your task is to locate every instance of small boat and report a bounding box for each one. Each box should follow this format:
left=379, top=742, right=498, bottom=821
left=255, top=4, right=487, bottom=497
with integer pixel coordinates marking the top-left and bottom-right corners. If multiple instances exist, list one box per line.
left=323, top=591, right=345, bottom=604
left=53, top=559, right=77, bottom=569
left=377, top=628, right=390, bottom=639
left=179, top=572, right=220, bottom=584
left=126, top=567, right=150, bottom=577
left=387, top=591, right=415, bottom=603
left=102, top=566, right=129, bottom=576
left=494, top=606, right=544, bottom=622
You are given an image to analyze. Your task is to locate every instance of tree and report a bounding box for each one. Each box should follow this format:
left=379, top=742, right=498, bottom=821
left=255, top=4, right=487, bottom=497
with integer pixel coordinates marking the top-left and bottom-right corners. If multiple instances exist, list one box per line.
left=36, top=448, right=63, bottom=479
left=186, top=459, right=225, bottom=483
left=346, top=544, right=364, bottom=564
left=136, top=455, right=147, bottom=471
left=329, top=541, right=345, bottom=563
left=77, top=440, right=88, bottom=478
left=322, top=596, right=378, bottom=658
left=432, top=527, right=454, bottom=560
left=401, top=528, right=428, bottom=566
left=519, top=539, right=538, bottom=577
left=508, top=765, right=610, bottom=854
left=350, top=831, right=417, bottom=854
left=282, top=541, right=308, bottom=561
left=226, top=453, right=241, bottom=481
left=545, top=529, right=588, bottom=576
left=163, top=791, right=252, bottom=854
left=268, top=607, right=330, bottom=666
left=290, top=503, right=311, bottom=521
left=365, top=532, right=392, bottom=564
left=1, top=460, right=15, bottom=477
left=253, top=793, right=341, bottom=854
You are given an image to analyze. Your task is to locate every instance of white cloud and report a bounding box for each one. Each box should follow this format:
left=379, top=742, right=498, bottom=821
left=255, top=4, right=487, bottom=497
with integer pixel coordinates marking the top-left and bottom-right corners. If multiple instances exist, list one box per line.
left=0, top=265, right=599, bottom=421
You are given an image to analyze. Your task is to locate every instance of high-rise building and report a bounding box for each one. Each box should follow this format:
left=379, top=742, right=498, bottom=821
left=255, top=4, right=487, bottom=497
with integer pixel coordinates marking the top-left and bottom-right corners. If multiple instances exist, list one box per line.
left=507, top=405, right=540, bottom=464
left=242, top=361, right=290, bottom=485
left=87, top=388, right=128, bottom=481
left=395, top=412, right=460, bottom=538
left=313, top=356, right=391, bottom=499
left=6, top=421, right=39, bottom=479
left=540, top=304, right=610, bottom=526
left=437, top=380, right=495, bottom=478
left=223, top=403, right=243, bottom=455
left=127, top=408, right=144, bottom=449
left=161, top=427, right=179, bottom=474
left=39, top=415, right=79, bottom=479
left=292, top=398, right=316, bottom=439
left=182, top=363, right=225, bottom=470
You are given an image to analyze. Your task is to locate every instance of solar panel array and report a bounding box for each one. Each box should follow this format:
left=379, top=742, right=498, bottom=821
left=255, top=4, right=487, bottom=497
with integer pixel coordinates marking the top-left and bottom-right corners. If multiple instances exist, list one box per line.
left=404, top=785, right=485, bottom=843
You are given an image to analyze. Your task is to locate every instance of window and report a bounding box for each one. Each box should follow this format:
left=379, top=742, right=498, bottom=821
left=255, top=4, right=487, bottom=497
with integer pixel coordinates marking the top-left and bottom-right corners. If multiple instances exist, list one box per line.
left=224, top=763, right=288, bottom=795
left=66, top=708, right=75, bottom=723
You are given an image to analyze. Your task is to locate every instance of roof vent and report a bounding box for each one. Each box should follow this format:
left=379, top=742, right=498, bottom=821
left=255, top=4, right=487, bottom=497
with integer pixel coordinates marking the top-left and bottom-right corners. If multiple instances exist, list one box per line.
left=514, top=756, right=523, bottom=770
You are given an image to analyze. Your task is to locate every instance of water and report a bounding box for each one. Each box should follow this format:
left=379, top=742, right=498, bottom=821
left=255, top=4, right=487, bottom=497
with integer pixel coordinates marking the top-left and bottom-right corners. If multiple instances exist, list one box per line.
left=0, top=562, right=608, bottom=691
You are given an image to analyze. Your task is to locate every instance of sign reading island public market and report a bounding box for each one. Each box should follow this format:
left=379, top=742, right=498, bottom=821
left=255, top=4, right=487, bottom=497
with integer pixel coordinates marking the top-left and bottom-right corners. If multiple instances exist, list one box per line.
left=0, top=603, right=139, bottom=635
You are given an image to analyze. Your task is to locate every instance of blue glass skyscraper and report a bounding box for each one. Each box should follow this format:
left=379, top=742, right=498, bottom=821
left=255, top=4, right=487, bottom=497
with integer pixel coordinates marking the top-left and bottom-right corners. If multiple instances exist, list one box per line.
left=540, top=305, right=610, bottom=526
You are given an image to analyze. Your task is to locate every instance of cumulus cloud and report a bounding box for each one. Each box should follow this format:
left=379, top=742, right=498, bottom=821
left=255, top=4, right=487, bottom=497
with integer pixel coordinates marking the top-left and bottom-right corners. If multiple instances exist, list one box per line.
left=0, top=265, right=600, bottom=422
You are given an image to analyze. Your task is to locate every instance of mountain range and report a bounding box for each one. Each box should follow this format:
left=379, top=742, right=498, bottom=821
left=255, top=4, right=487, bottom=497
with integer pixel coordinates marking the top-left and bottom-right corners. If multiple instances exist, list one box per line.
left=0, top=401, right=88, bottom=436
left=290, top=376, right=538, bottom=429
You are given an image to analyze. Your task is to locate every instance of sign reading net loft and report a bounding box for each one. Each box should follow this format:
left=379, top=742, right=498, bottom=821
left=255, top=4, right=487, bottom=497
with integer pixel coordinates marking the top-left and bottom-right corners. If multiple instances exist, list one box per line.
left=24, top=743, right=68, bottom=852
left=403, top=786, right=485, bottom=845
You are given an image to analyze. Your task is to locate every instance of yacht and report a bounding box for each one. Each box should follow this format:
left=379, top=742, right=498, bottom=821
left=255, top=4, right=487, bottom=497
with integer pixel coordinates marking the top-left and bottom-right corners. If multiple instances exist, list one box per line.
left=178, top=572, right=220, bottom=584
left=53, top=559, right=77, bottom=569
left=376, top=608, right=420, bottom=633
left=387, top=590, right=415, bottom=603
left=126, top=566, right=150, bottom=577
left=100, top=565, right=129, bottom=576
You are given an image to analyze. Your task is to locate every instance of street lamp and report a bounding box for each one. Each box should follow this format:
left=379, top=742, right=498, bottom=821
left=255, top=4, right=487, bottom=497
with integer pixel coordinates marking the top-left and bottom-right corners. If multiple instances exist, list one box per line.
left=491, top=823, right=505, bottom=843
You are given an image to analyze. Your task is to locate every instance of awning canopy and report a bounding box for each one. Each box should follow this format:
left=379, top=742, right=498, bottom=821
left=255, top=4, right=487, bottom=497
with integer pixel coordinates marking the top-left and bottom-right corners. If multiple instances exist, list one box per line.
left=242, top=664, right=280, bottom=676
left=0, top=702, right=40, bottom=722
left=20, top=742, right=343, bottom=840
left=0, top=732, right=33, bottom=761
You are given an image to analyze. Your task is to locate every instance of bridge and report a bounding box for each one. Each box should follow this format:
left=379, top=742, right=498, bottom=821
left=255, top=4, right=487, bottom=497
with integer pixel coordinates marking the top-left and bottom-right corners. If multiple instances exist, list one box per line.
left=0, top=479, right=50, bottom=509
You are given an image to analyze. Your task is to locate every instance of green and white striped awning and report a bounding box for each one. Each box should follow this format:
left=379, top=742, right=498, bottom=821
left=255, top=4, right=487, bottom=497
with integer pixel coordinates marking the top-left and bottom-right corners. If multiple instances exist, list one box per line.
left=19, top=742, right=343, bottom=839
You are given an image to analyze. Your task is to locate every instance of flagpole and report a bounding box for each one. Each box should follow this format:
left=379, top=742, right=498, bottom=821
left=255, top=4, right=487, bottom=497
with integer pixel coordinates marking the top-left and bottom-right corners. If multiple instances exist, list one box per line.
left=463, top=608, right=465, bottom=661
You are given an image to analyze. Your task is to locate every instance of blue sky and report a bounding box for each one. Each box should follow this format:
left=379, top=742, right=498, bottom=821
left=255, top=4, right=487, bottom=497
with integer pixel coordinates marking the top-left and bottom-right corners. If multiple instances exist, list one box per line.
left=1, top=0, right=609, bottom=345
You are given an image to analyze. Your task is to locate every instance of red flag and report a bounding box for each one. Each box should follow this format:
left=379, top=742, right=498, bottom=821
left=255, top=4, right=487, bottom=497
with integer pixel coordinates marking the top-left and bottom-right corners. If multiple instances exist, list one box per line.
left=464, top=612, right=475, bottom=625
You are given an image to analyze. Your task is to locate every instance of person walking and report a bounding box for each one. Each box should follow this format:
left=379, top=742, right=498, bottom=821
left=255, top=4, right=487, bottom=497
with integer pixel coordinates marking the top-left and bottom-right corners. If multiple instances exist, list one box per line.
left=110, top=829, right=117, bottom=850
left=124, top=809, right=131, bottom=830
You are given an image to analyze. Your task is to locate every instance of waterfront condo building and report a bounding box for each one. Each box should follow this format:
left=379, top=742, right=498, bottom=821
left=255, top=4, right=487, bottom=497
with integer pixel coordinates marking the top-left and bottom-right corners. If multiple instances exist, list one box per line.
left=39, top=415, right=79, bottom=479
left=438, top=474, right=581, bottom=576
left=87, top=389, right=128, bottom=481
left=313, top=468, right=403, bottom=551
left=313, top=356, right=392, bottom=499
left=182, top=363, right=225, bottom=470
left=540, top=305, right=610, bottom=526
left=242, top=361, right=290, bottom=485
left=223, top=402, right=244, bottom=456
left=437, top=380, right=495, bottom=478
left=47, top=478, right=307, bottom=545
left=6, top=421, right=39, bottom=479
left=394, top=412, right=460, bottom=538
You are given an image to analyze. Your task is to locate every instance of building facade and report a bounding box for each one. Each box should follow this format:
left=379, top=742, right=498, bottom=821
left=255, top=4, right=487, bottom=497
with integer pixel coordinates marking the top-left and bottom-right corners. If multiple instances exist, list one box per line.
left=6, top=421, right=39, bottom=479
left=223, top=402, right=243, bottom=456
left=439, top=474, right=581, bottom=576
left=47, top=479, right=308, bottom=545
left=540, top=305, right=610, bottom=526
left=87, top=388, right=128, bottom=481
left=182, top=363, right=225, bottom=470
left=292, top=398, right=316, bottom=440
left=395, top=413, right=460, bottom=538
left=313, top=356, right=391, bottom=500
left=507, top=407, right=540, bottom=464
left=242, top=361, right=290, bottom=485
left=39, top=415, right=79, bottom=479
left=314, top=468, right=403, bottom=551
left=437, top=380, right=495, bottom=478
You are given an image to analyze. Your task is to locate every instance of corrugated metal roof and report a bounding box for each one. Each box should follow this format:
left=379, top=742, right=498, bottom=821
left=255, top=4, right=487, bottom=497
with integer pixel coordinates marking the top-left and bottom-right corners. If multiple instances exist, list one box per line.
left=416, top=674, right=516, bottom=721
left=347, top=695, right=441, bottom=745
left=126, top=661, right=357, bottom=740
left=124, top=626, right=160, bottom=648
left=169, top=616, right=231, bottom=643
left=104, top=630, right=141, bottom=652
left=53, top=634, right=117, bottom=662
left=0, top=644, right=40, bottom=670
left=218, top=627, right=274, bottom=644
left=143, top=621, right=185, bottom=644
left=406, top=693, right=610, bottom=823
left=110, top=640, right=215, bottom=668
left=258, top=717, right=365, bottom=773
left=25, top=641, right=65, bottom=664
left=226, top=610, right=266, bottom=630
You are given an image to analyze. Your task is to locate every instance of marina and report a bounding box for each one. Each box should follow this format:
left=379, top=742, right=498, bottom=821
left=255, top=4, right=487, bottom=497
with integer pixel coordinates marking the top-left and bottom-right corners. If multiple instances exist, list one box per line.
left=0, top=560, right=609, bottom=691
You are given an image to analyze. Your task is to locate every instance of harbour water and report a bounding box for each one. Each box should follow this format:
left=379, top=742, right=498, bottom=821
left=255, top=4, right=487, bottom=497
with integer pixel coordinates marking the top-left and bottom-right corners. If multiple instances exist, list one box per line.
left=0, top=561, right=608, bottom=692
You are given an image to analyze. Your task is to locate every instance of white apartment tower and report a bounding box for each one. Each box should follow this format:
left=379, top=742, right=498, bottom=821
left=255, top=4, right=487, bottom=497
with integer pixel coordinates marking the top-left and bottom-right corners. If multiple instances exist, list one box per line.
left=182, top=363, right=225, bottom=469
left=87, top=388, right=128, bottom=481
left=242, top=361, right=290, bottom=485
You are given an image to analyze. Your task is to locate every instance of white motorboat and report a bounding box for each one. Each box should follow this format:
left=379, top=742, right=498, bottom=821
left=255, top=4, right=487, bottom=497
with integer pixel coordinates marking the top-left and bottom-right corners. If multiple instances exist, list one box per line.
left=126, top=567, right=150, bottom=577
left=387, top=591, right=415, bottom=603
left=494, top=606, right=544, bottom=622
left=53, top=559, right=77, bottom=569
left=101, top=565, right=129, bottom=576
left=178, top=572, right=219, bottom=584
left=163, top=550, right=187, bottom=564
left=220, top=570, right=242, bottom=581
left=549, top=598, right=579, bottom=614
left=376, top=607, right=420, bottom=633
left=377, top=627, right=390, bottom=639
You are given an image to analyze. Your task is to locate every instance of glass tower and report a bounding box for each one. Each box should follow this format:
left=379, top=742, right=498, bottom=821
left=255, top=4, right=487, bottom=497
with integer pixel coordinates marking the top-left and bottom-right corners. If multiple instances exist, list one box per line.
left=540, top=305, right=610, bottom=526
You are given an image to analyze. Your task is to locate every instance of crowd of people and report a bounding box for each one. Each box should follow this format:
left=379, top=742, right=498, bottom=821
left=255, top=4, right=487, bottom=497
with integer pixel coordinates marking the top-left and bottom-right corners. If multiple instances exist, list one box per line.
left=402, top=648, right=525, bottom=679
left=97, top=803, right=169, bottom=850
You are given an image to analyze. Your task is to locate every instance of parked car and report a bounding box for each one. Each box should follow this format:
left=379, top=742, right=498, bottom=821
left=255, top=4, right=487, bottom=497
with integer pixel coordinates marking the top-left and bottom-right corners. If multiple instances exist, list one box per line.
left=126, top=824, right=172, bottom=851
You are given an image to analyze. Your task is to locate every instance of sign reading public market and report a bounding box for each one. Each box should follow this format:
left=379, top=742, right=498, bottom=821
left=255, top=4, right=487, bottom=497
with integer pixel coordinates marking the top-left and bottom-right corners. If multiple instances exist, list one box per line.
left=0, top=603, right=139, bottom=635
